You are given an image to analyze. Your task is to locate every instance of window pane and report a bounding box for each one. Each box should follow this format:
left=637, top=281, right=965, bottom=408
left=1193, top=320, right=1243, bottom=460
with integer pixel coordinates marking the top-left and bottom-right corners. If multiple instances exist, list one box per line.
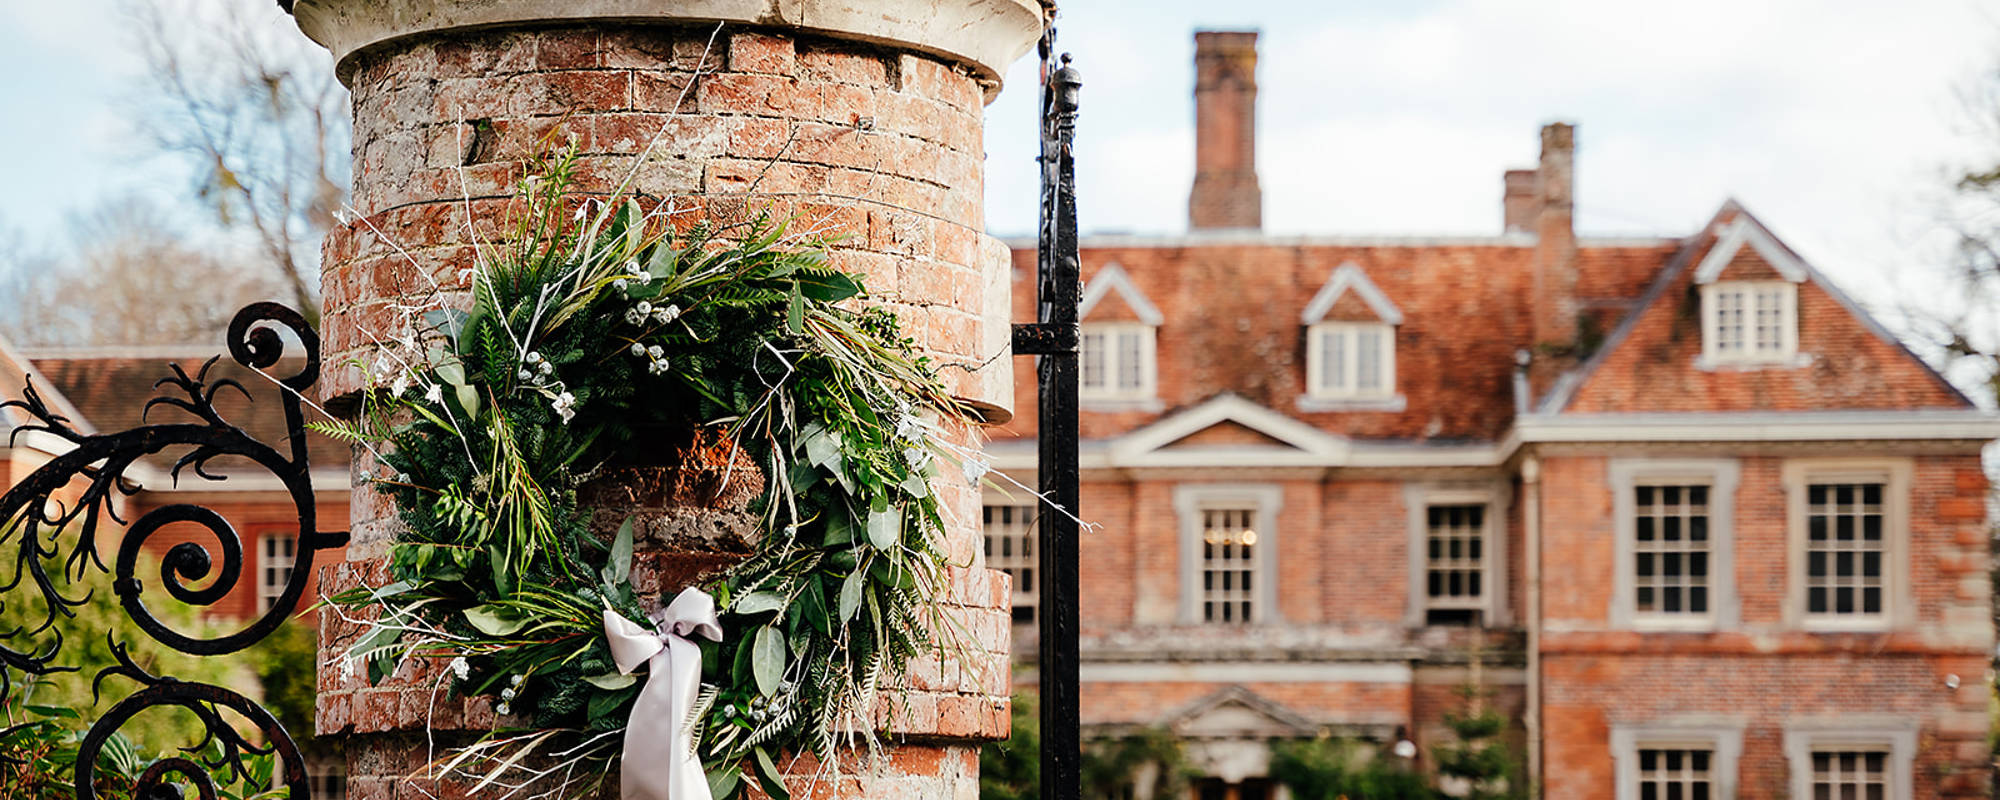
left=1805, top=482, right=1888, bottom=619
left=1356, top=329, right=1381, bottom=390
left=1081, top=331, right=1106, bottom=389
left=1117, top=331, right=1144, bottom=390
left=1634, top=484, right=1712, bottom=617
left=1425, top=504, right=1486, bottom=613
left=1201, top=507, right=1258, bottom=624
left=1322, top=330, right=1346, bottom=391
left=981, top=505, right=1039, bottom=623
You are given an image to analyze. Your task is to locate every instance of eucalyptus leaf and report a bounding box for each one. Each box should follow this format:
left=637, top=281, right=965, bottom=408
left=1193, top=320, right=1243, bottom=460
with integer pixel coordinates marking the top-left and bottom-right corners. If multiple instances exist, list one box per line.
left=735, top=591, right=786, bottom=616
left=801, top=425, right=840, bottom=468
left=602, top=516, right=636, bottom=588
left=707, top=766, right=741, bottom=800
left=866, top=507, right=901, bottom=550
left=753, top=746, right=792, bottom=800
left=463, top=604, right=532, bottom=636
left=583, top=673, right=638, bottom=691
left=455, top=383, right=481, bottom=418
left=752, top=625, right=785, bottom=696
left=837, top=568, right=865, bottom=623
left=435, top=358, right=467, bottom=387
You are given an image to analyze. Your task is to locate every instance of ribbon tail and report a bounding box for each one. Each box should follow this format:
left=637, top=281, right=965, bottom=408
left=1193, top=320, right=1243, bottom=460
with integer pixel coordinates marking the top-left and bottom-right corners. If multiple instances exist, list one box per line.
left=665, top=635, right=712, bottom=800
left=621, top=635, right=712, bottom=800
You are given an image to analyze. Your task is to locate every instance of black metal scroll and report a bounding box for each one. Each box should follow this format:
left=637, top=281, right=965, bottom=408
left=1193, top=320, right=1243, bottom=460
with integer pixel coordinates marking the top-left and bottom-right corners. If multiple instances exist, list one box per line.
left=1016, top=12, right=1083, bottom=800
left=0, top=302, right=346, bottom=799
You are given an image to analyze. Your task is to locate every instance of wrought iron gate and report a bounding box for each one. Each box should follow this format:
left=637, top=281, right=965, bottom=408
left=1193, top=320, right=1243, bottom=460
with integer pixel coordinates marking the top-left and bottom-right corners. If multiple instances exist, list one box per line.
left=0, top=21, right=1082, bottom=800
left=0, top=303, right=341, bottom=798
left=1016, top=15, right=1084, bottom=800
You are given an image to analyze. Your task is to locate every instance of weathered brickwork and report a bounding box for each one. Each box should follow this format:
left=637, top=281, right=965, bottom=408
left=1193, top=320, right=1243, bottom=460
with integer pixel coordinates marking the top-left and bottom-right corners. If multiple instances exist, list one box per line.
left=297, top=11, right=1029, bottom=799
left=989, top=36, right=1993, bottom=797
left=320, top=25, right=999, bottom=409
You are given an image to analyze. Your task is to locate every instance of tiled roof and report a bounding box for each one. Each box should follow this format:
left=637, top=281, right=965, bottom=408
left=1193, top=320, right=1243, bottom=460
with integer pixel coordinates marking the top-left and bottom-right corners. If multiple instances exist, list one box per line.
left=993, top=204, right=1969, bottom=446
left=25, top=349, right=351, bottom=477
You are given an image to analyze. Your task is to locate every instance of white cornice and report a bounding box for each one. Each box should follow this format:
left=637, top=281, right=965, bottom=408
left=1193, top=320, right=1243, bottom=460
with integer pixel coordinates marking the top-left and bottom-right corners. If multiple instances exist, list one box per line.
left=1512, top=410, right=2000, bottom=443
left=1077, top=263, right=1164, bottom=326
left=1693, top=217, right=1808, bottom=284
left=986, top=408, right=2000, bottom=472
left=1300, top=262, right=1404, bottom=325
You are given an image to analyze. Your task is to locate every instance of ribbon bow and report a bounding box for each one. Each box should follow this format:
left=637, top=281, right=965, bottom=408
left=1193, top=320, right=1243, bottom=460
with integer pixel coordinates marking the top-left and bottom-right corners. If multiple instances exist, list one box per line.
left=604, top=587, right=725, bottom=800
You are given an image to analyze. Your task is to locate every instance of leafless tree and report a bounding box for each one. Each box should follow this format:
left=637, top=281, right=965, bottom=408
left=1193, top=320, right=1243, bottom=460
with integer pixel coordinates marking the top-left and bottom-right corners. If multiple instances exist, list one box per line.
left=123, top=0, right=350, bottom=327
left=0, top=199, right=288, bottom=348
left=1900, top=58, right=2000, bottom=408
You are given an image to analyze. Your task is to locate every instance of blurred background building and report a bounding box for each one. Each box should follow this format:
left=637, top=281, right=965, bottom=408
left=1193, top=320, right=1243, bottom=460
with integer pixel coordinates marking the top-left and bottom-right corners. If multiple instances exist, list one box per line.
left=986, top=31, right=1998, bottom=800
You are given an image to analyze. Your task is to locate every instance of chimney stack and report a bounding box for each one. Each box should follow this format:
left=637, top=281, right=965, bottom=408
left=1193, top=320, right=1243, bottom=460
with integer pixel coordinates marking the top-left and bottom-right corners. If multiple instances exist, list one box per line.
left=1189, top=30, right=1262, bottom=231
left=1531, top=122, right=1578, bottom=347
left=1502, top=169, right=1539, bottom=234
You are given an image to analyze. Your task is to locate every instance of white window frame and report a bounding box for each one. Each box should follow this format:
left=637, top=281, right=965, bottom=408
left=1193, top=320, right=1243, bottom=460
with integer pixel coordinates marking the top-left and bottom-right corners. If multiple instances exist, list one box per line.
left=259, top=533, right=296, bottom=613
left=1610, top=459, right=1740, bottom=631
left=1404, top=483, right=1510, bottom=627
left=1174, top=484, right=1283, bottom=625
left=1700, top=281, right=1797, bottom=366
left=1782, top=458, right=1912, bottom=631
left=1080, top=322, right=1157, bottom=403
left=1305, top=321, right=1396, bottom=400
left=981, top=501, right=1039, bottom=625
left=1782, top=720, right=1917, bottom=800
left=1612, top=720, right=1745, bottom=800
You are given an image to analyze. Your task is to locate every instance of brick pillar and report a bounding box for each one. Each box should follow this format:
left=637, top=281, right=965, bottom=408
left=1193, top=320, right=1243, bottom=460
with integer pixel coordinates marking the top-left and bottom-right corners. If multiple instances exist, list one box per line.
left=1189, top=30, right=1261, bottom=231
left=286, top=2, right=1039, bottom=797
left=1530, top=122, right=1577, bottom=348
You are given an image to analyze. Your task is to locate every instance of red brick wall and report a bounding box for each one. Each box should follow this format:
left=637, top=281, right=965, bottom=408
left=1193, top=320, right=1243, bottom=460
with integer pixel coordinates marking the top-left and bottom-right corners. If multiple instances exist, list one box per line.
left=1564, top=237, right=1968, bottom=412
left=127, top=494, right=351, bottom=624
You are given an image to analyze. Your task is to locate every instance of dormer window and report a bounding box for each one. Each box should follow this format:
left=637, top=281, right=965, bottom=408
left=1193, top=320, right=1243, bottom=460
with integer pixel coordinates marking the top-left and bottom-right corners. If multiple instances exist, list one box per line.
left=1702, top=282, right=1795, bottom=363
left=1075, top=263, right=1164, bottom=408
left=1080, top=322, right=1155, bottom=400
left=1693, top=217, right=1809, bottom=367
left=1298, top=262, right=1405, bottom=409
left=1307, top=322, right=1394, bottom=398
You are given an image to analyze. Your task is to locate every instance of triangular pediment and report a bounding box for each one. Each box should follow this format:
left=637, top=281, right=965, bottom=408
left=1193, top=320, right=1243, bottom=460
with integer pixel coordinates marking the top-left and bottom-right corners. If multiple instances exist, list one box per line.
left=1078, top=263, right=1163, bottom=325
left=1301, top=262, right=1403, bottom=325
left=1168, top=686, right=1319, bottom=740
left=1692, top=216, right=1807, bottom=284
left=1111, top=394, right=1348, bottom=464
left=1163, top=420, right=1293, bottom=449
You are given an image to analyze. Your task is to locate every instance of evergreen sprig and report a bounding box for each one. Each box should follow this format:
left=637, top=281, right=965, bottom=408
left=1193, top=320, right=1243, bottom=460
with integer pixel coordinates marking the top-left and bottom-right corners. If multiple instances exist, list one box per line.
left=325, top=147, right=982, bottom=798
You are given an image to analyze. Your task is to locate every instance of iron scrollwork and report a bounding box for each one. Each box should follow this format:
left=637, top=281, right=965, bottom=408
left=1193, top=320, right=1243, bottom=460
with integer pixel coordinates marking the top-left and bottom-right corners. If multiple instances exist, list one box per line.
left=0, top=302, right=347, bottom=799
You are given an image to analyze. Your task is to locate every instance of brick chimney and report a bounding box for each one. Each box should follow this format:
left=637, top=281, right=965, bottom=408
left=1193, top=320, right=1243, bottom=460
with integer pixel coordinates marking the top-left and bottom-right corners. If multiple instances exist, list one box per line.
left=1502, top=168, right=1539, bottom=234
left=1530, top=122, right=1578, bottom=347
left=1189, top=30, right=1261, bottom=231
left=285, top=2, right=1038, bottom=797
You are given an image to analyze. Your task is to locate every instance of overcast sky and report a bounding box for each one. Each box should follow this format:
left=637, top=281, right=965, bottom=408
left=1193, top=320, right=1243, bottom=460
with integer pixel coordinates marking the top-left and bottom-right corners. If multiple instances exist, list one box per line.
left=3, top=0, right=1997, bottom=304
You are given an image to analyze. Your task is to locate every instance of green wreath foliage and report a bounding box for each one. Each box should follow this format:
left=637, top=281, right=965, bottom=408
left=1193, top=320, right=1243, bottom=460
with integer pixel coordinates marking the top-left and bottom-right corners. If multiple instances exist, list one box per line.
left=318, top=149, right=984, bottom=797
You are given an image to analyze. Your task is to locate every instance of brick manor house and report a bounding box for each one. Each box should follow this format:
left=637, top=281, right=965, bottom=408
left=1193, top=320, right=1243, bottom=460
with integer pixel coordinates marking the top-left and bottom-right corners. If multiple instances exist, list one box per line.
left=983, top=31, right=1999, bottom=800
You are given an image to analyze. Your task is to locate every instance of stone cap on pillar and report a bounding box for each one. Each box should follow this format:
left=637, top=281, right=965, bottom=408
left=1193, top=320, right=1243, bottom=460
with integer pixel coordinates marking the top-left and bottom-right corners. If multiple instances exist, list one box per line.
left=282, top=0, right=1045, bottom=99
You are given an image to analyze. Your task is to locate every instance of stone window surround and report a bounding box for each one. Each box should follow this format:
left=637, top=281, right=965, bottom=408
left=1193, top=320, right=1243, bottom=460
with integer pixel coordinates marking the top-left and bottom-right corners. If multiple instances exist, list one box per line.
left=1174, top=484, right=1284, bottom=625
left=1610, top=718, right=1746, bottom=800
left=1781, top=717, right=1918, bottom=800
left=1781, top=457, right=1914, bottom=631
left=1698, top=281, right=1802, bottom=369
left=1080, top=321, right=1159, bottom=407
left=979, top=499, right=1039, bottom=625
left=258, top=531, right=296, bottom=613
left=1303, top=321, right=1398, bottom=402
left=1403, top=482, right=1510, bottom=628
left=1609, top=458, right=1741, bottom=632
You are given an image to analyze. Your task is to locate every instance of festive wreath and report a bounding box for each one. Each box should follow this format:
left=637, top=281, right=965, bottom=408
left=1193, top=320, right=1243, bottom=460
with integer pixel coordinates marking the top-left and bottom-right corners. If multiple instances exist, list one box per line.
left=317, top=149, right=992, bottom=799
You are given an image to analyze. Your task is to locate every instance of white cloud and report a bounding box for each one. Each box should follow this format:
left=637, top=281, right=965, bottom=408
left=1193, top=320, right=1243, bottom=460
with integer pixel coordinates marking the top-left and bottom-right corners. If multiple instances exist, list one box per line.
left=984, top=0, right=2000, bottom=304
